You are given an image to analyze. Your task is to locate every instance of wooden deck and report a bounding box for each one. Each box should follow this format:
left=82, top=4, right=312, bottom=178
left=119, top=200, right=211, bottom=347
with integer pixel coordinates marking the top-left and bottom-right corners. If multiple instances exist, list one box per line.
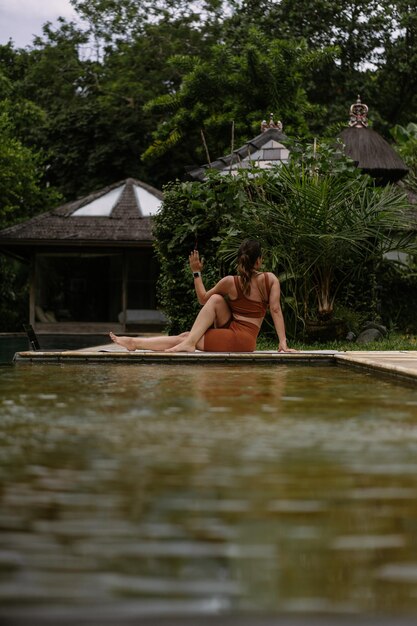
left=12, top=346, right=417, bottom=385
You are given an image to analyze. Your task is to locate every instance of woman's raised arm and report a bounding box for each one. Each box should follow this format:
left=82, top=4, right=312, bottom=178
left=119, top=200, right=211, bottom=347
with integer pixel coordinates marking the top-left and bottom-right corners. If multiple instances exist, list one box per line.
left=189, top=250, right=231, bottom=305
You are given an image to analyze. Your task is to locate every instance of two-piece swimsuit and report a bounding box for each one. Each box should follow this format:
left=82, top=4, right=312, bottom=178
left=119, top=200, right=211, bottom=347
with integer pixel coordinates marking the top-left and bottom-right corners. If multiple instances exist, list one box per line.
left=203, top=273, right=272, bottom=352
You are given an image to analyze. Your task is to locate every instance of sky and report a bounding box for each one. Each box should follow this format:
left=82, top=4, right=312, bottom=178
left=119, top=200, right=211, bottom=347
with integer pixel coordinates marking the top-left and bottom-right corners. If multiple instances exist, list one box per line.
left=0, top=0, right=79, bottom=47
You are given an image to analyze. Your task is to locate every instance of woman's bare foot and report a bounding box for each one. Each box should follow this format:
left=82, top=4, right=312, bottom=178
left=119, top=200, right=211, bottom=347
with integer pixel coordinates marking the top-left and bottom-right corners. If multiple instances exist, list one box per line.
left=109, top=332, right=137, bottom=351
left=165, top=339, right=197, bottom=353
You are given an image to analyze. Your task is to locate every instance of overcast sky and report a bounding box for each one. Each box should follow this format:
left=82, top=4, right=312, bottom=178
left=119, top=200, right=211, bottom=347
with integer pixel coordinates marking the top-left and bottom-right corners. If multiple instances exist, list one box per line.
left=0, top=0, right=79, bottom=47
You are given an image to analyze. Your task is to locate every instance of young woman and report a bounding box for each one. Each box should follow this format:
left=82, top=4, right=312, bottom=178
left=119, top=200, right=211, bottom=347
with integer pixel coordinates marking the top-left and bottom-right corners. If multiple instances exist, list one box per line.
left=110, top=239, right=295, bottom=353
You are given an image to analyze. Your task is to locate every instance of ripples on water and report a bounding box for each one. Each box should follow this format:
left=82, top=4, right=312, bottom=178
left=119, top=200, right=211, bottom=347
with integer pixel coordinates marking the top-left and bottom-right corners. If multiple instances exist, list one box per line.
left=1, top=363, right=417, bottom=619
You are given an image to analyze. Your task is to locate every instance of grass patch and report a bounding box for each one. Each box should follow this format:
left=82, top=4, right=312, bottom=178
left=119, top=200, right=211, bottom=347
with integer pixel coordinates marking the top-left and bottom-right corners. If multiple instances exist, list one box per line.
left=257, top=333, right=417, bottom=352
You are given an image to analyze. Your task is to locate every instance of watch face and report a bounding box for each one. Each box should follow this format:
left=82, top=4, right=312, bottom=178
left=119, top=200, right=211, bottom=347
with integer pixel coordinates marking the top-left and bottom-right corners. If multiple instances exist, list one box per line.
left=194, top=272, right=199, bottom=277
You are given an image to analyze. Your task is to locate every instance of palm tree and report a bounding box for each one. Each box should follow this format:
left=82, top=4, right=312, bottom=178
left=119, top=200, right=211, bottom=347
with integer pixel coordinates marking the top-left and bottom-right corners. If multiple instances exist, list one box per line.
left=220, top=159, right=416, bottom=328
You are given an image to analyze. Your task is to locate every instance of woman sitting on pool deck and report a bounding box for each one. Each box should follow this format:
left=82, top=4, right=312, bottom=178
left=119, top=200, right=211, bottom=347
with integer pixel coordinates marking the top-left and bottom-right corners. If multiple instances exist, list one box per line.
left=110, top=239, right=295, bottom=353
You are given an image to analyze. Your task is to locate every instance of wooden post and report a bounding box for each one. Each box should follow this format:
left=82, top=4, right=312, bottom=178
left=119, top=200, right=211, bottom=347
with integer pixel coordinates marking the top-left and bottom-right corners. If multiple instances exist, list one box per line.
left=29, top=254, right=36, bottom=327
left=200, top=129, right=212, bottom=167
left=229, top=120, right=235, bottom=173
left=122, top=251, right=128, bottom=332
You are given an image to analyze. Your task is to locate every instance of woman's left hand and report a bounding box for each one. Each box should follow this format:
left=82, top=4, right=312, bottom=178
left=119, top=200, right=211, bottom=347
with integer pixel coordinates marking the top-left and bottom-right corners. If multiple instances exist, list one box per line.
left=278, top=341, right=298, bottom=353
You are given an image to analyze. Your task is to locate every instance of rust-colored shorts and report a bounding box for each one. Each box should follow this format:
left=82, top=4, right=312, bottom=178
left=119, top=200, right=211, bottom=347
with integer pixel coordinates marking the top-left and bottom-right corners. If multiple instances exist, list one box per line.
left=203, top=319, right=259, bottom=352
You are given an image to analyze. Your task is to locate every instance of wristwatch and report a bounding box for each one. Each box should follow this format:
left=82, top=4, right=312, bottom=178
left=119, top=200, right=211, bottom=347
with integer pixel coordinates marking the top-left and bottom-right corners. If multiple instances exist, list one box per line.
left=193, top=272, right=201, bottom=278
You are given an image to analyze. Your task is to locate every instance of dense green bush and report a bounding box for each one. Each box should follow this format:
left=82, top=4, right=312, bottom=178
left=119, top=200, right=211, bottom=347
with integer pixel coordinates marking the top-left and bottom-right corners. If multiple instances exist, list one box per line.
left=0, top=257, right=29, bottom=332
left=153, top=173, right=254, bottom=333
left=377, top=259, right=417, bottom=333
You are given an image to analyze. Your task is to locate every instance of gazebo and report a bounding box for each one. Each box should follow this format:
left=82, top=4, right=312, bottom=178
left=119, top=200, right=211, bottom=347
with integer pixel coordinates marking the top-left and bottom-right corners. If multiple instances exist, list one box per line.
left=0, top=178, right=167, bottom=334
left=338, top=96, right=409, bottom=184
left=187, top=114, right=290, bottom=181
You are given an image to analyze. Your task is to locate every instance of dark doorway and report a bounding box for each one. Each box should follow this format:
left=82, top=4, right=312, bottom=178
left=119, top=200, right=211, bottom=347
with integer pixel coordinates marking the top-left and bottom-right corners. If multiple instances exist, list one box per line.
left=35, top=254, right=123, bottom=323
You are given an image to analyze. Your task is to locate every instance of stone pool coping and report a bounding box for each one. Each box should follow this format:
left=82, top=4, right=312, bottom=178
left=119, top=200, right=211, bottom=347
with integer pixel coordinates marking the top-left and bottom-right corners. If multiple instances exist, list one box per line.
left=13, top=347, right=417, bottom=385
left=336, top=351, right=417, bottom=385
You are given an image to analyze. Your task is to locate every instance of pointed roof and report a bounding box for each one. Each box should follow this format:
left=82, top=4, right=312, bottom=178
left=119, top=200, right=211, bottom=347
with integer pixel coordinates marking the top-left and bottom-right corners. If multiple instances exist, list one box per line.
left=338, top=96, right=409, bottom=184
left=0, top=178, right=163, bottom=250
left=187, top=116, right=289, bottom=181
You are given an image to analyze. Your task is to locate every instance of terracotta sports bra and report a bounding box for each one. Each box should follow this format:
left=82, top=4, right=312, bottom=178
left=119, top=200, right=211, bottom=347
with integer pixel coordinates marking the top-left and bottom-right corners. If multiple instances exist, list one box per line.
left=229, top=273, right=271, bottom=319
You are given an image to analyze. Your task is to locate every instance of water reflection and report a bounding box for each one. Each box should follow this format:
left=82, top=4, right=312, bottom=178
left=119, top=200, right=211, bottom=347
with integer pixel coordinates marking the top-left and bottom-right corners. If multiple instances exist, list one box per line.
left=0, top=364, right=417, bottom=619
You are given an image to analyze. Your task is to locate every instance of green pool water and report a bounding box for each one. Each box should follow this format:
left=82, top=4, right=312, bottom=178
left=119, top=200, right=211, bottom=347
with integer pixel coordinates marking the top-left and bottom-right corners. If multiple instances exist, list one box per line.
left=1, top=363, right=417, bottom=621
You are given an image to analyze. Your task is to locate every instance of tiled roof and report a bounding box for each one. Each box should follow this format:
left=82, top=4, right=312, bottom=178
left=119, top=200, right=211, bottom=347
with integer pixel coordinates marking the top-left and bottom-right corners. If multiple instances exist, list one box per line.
left=0, top=178, right=161, bottom=246
left=186, top=127, right=289, bottom=181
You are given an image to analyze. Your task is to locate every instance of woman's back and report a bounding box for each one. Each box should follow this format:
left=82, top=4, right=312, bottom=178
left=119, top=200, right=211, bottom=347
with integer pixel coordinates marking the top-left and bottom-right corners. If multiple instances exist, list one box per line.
left=228, top=273, right=271, bottom=320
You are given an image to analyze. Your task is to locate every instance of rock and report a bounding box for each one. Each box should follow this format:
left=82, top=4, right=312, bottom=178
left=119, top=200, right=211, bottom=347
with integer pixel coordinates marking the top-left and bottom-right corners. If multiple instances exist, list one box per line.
left=345, top=331, right=356, bottom=342
left=361, top=321, right=388, bottom=336
left=356, top=328, right=384, bottom=344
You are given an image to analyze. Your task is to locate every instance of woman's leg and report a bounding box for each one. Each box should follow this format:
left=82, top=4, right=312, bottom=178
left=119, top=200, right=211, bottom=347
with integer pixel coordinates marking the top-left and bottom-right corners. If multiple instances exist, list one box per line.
left=166, top=295, right=231, bottom=353
left=110, top=331, right=189, bottom=351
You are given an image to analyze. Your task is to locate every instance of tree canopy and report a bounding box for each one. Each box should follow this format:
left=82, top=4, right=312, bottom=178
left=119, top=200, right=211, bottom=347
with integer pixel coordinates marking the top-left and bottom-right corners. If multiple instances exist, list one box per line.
left=0, top=0, right=416, bottom=206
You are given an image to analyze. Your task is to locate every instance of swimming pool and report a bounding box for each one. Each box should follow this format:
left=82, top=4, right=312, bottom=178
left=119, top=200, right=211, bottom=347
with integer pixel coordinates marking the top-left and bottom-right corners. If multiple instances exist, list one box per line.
left=1, top=363, right=417, bottom=621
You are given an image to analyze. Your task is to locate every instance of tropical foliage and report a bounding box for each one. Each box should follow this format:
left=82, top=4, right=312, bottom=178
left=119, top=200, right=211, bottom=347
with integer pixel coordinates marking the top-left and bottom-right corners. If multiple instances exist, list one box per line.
left=153, top=142, right=416, bottom=336
left=391, top=122, right=417, bottom=193
left=220, top=157, right=416, bottom=325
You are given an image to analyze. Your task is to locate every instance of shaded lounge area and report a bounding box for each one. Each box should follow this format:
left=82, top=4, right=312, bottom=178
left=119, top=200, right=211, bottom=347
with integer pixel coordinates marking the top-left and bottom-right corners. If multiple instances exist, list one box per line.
left=0, top=178, right=168, bottom=335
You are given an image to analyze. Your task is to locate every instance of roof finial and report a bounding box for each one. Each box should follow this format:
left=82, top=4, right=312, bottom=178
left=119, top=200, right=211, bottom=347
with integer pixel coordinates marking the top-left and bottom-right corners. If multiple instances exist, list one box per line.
left=349, top=95, right=368, bottom=128
left=261, top=113, right=283, bottom=132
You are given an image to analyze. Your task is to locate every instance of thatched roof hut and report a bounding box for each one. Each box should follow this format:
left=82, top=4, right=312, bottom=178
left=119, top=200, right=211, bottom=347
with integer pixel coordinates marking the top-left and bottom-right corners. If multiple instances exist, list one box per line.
left=338, top=97, right=409, bottom=184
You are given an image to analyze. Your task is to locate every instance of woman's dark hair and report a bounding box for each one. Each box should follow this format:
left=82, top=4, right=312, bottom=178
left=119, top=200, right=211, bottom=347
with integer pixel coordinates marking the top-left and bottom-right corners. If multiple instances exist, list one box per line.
left=237, top=239, right=262, bottom=295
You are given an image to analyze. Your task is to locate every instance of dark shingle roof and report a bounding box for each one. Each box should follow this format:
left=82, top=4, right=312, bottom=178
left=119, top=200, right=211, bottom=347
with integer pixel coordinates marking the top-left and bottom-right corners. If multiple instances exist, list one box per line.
left=186, top=127, right=289, bottom=181
left=0, top=178, right=162, bottom=247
